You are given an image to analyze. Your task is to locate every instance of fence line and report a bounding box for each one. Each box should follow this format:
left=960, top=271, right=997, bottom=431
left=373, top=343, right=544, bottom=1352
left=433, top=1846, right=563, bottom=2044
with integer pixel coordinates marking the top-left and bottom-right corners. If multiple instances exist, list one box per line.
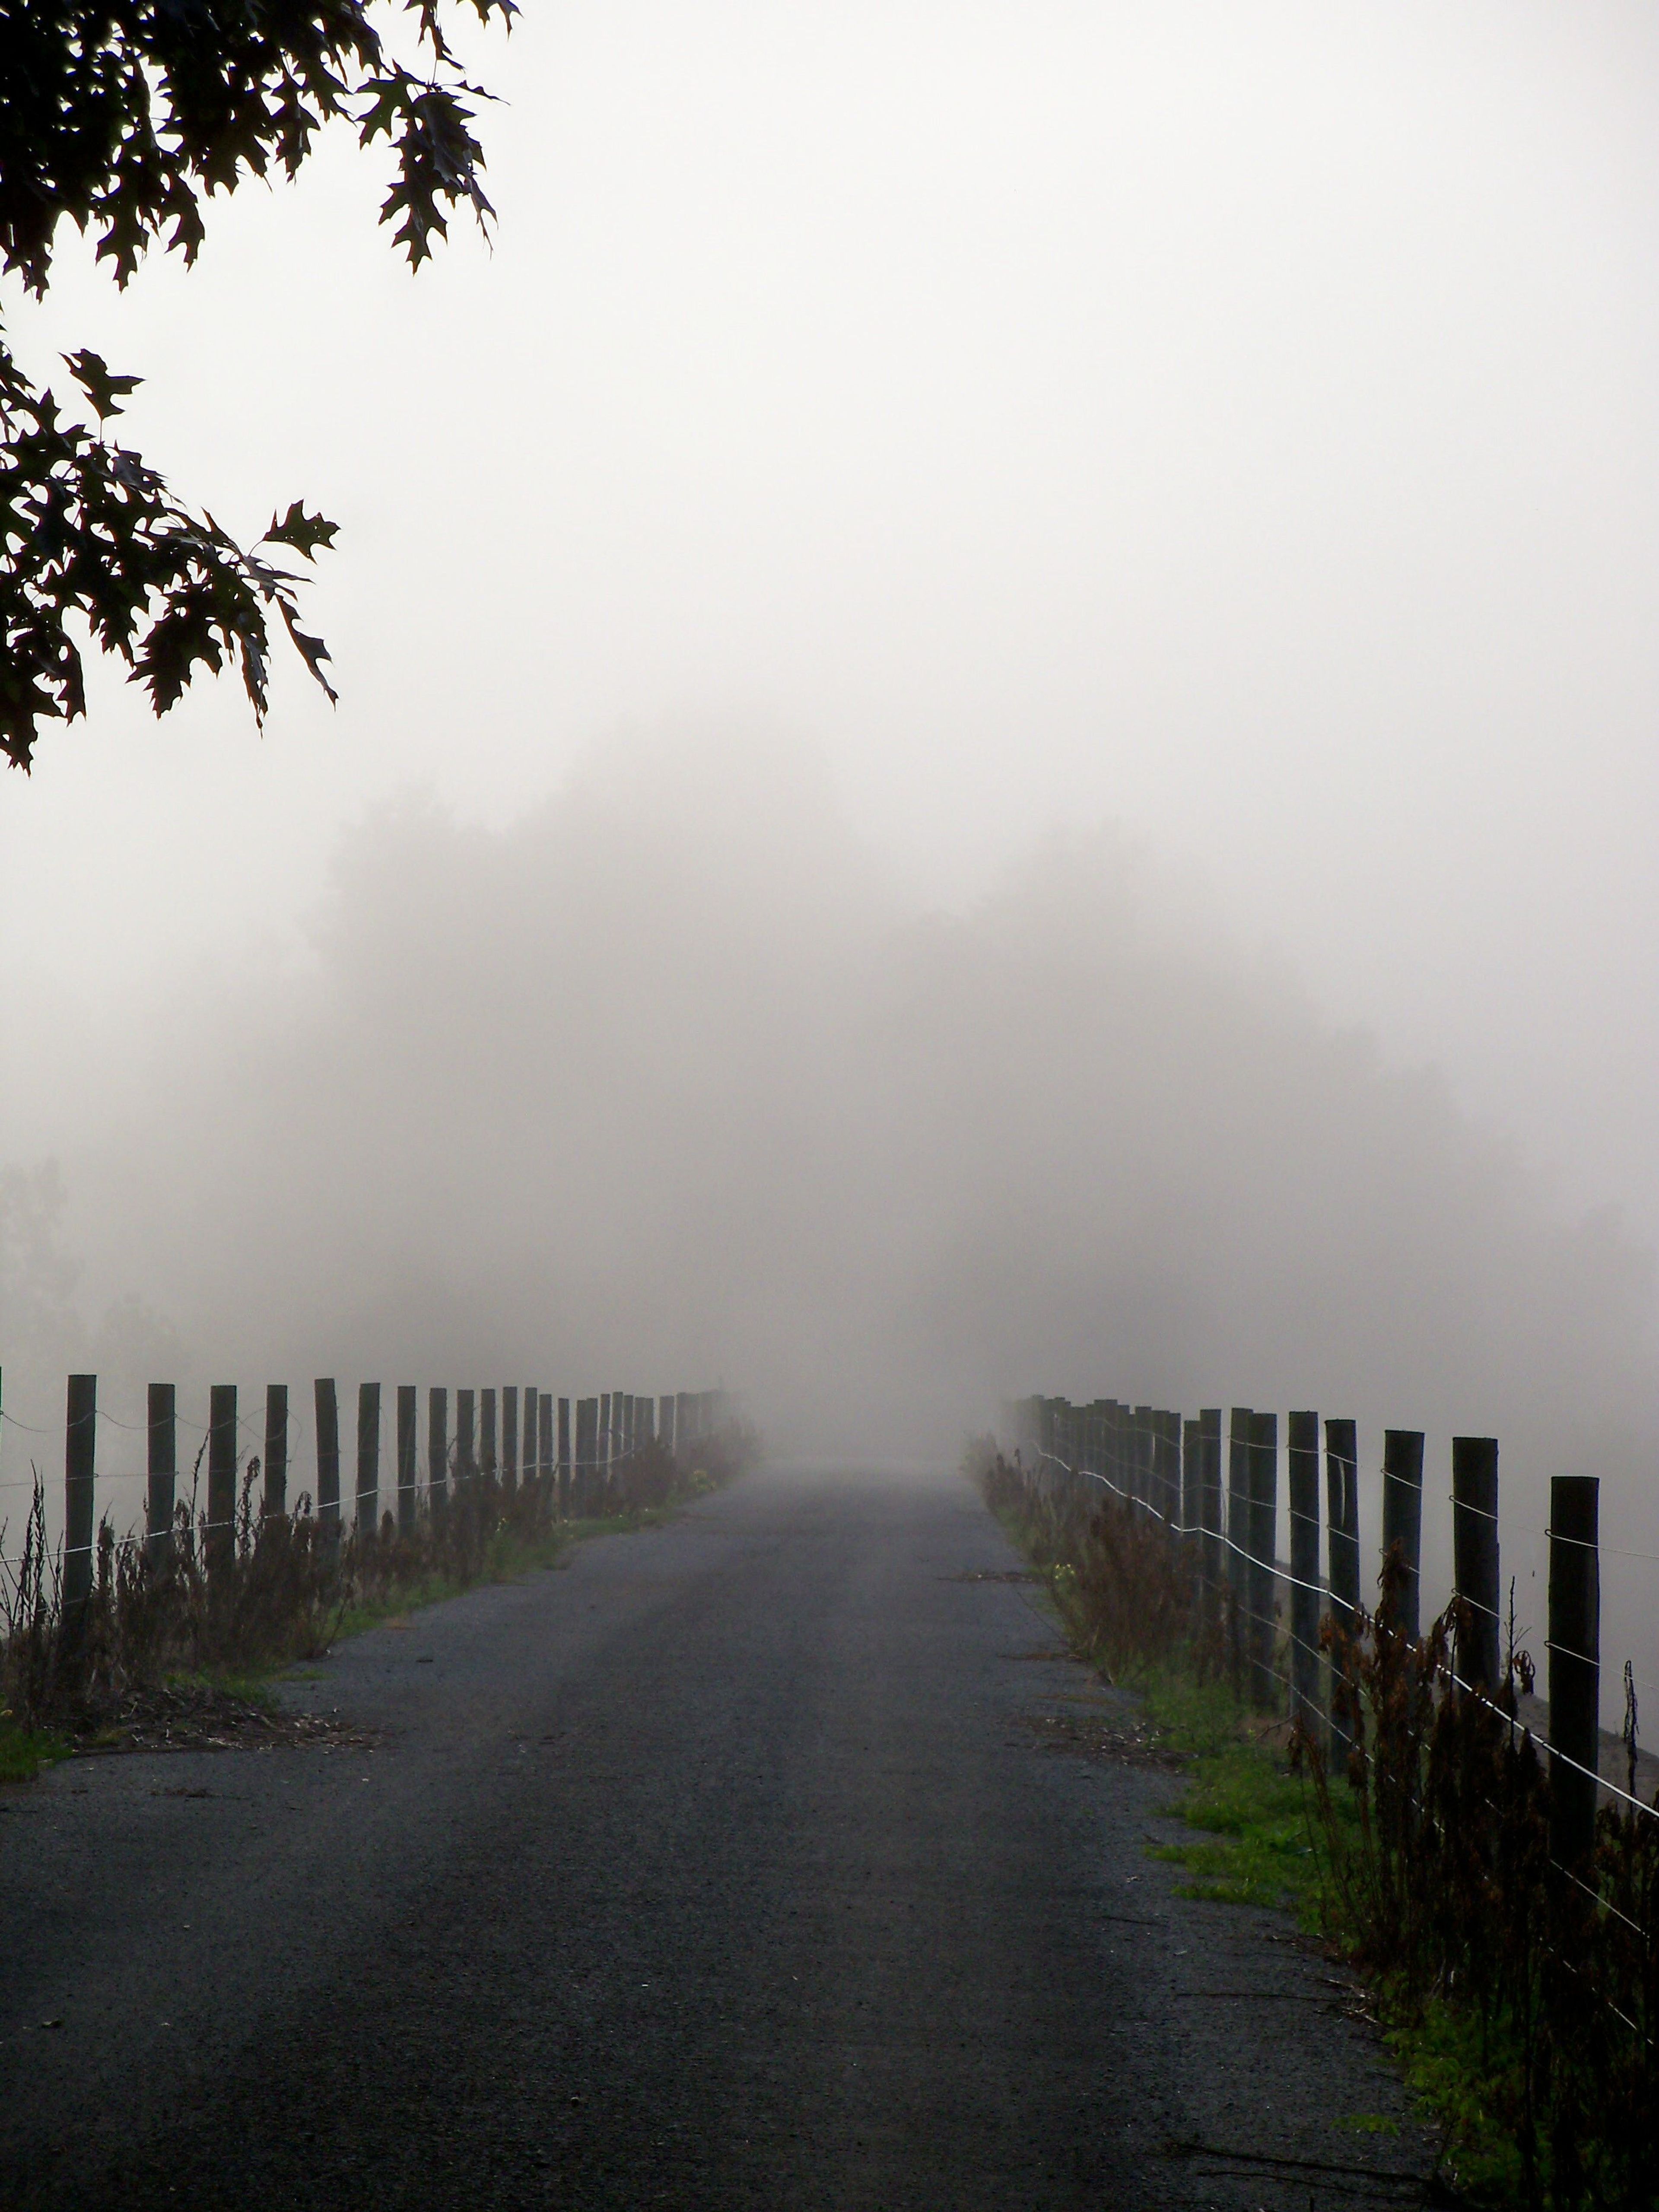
left=0, top=1370, right=739, bottom=1582
left=1003, top=1392, right=1657, bottom=1863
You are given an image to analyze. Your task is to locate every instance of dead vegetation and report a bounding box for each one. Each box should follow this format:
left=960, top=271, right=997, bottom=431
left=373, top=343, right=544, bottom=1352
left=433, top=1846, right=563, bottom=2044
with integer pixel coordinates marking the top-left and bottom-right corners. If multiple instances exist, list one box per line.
left=2, top=1425, right=756, bottom=1755
left=967, top=1433, right=1659, bottom=2209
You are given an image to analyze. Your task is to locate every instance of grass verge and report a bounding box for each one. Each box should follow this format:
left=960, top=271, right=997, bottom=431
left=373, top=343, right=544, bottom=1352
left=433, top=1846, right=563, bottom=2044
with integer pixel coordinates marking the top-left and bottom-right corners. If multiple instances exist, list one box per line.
left=981, top=1475, right=1525, bottom=2206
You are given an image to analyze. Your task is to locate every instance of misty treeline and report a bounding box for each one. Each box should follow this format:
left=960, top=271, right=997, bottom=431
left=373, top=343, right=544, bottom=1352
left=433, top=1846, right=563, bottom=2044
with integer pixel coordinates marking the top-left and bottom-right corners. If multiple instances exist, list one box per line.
left=2, top=730, right=1653, bottom=1480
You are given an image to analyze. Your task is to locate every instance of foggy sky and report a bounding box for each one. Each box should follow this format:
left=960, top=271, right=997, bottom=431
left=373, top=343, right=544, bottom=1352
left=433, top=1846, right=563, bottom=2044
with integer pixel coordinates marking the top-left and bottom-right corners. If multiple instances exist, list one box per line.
left=3, top=5, right=1659, bottom=1674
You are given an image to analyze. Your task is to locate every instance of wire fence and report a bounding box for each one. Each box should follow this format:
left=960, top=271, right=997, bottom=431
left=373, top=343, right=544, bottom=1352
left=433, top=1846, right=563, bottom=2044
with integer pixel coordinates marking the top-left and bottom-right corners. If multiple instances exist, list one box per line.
left=0, top=1374, right=739, bottom=1581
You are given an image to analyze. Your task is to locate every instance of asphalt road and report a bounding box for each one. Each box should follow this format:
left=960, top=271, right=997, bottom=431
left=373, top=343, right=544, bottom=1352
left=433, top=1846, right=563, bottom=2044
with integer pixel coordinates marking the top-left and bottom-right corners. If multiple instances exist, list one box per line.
left=1, top=1465, right=1440, bottom=2209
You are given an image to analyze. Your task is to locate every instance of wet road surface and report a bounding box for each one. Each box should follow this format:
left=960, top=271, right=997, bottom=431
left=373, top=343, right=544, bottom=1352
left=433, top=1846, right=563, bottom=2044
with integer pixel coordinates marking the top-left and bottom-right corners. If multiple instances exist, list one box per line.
left=0, top=1464, right=1439, bottom=2208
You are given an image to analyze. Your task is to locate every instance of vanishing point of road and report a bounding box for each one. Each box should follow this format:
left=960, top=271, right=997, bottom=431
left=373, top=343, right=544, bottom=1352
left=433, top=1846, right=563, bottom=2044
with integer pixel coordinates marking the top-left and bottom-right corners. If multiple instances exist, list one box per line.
left=1, top=1464, right=1439, bottom=2209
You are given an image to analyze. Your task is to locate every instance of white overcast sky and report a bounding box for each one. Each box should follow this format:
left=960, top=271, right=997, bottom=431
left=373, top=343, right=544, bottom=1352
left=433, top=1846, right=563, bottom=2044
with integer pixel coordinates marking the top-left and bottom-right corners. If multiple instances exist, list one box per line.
left=4, top=0, right=1659, bottom=1243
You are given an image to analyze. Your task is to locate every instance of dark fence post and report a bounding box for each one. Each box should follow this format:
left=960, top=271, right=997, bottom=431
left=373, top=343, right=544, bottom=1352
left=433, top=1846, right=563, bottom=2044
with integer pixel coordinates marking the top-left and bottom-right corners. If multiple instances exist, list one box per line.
left=1199, top=1408, right=1223, bottom=1595
left=558, top=1396, right=572, bottom=1516
left=1227, top=1406, right=1252, bottom=1688
left=1182, top=1415, right=1200, bottom=1556
left=315, top=1378, right=340, bottom=1538
left=659, top=1394, right=674, bottom=1456
left=1452, top=1436, right=1501, bottom=1693
left=599, top=1392, right=613, bottom=1505
left=522, top=1388, right=537, bottom=1497
left=576, top=1396, right=598, bottom=1513
left=457, top=1389, right=476, bottom=1487
left=1133, top=1405, right=1153, bottom=1515
left=675, top=1392, right=690, bottom=1463
left=480, top=1389, right=497, bottom=1479
left=429, top=1387, right=448, bottom=1506
left=264, top=1384, right=288, bottom=1521
left=397, top=1385, right=417, bottom=1537
left=1247, top=1411, right=1279, bottom=1707
left=146, top=1382, right=176, bottom=1571
left=502, top=1386, right=518, bottom=1496
left=1324, top=1417, right=1360, bottom=1764
left=1382, top=1428, right=1425, bottom=1639
left=1324, top=1419, right=1360, bottom=1636
left=540, top=1392, right=553, bottom=1499
left=207, top=1383, right=238, bottom=1570
left=1287, top=1411, right=1321, bottom=1733
left=357, top=1382, right=381, bottom=1535
left=638, top=1395, right=656, bottom=1447
left=1548, top=1475, right=1600, bottom=1870
left=63, top=1373, right=98, bottom=1643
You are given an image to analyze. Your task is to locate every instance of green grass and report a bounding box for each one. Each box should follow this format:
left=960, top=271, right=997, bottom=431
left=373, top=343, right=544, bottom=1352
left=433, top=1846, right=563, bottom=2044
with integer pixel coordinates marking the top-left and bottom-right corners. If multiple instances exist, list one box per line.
left=0, top=1717, right=70, bottom=1781
left=1122, top=1667, right=1330, bottom=1917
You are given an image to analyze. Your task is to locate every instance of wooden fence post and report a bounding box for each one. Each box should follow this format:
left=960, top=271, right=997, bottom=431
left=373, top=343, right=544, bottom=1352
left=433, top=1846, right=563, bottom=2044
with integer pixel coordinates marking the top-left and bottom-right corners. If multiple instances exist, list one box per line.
left=598, top=1392, right=612, bottom=1506
left=1199, top=1408, right=1223, bottom=1595
left=1130, top=1405, right=1150, bottom=1515
left=1324, top=1419, right=1360, bottom=1635
left=264, top=1384, right=288, bottom=1522
left=540, top=1392, right=553, bottom=1497
left=1287, top=1411, right=1321, bottom=1733
left=502, top=1386, right=518, bottom=1496
left=207, top=1383, right=238, bottom=1571
left=1181, top=1415, right=1199, bottom=1540
left=315, top=1378, right=340, bottom=1537
left=357, top=1382, right=381, bottom=1535
left=1382, top=1428, right=1425, bottom=1639
left=1548, top=1475, right=1600, bottom=1870
left=659, top=1394, right=675, bottom=1456
left=1324, top=1417, right=1360, bottom=1764
left=638, top=1395, right=656, bottom=1446
left=480, top=1389, right=497, bottom=1479
left=1452, top=1436, right=1501, bottom=1693
left=457, top=1389, right=476, bottom=1486
left=1226, top=1407, right=1252, bottom=1689
left=576, top=1396, right=598, bottom=1513
left=397, top=1386, right=417, bottom=1537
left=63, top=1373, right=97, bottom=1643
left=522, top=1388, right=537, bottom=1497
left=675, top=1392, right=690, bottom=1462
left=428, top=1387, right=448, bottom=1505
left=1247, top=1411, right=1279, bottom=1707
left=146, top=1382, right=176, bottom=1571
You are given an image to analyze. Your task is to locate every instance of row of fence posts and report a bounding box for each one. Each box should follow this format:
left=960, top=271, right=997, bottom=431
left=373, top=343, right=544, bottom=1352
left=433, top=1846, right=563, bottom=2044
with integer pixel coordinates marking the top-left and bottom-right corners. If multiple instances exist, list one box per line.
left=25, top=1371, right=729, bottom=1650
left=1006, top=1395, right=1604, bottom=1869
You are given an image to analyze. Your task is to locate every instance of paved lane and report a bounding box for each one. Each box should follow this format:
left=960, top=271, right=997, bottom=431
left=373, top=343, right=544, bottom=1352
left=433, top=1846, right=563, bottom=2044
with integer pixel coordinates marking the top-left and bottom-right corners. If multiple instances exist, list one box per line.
left=0, top=1466, right=1437, bottom=2208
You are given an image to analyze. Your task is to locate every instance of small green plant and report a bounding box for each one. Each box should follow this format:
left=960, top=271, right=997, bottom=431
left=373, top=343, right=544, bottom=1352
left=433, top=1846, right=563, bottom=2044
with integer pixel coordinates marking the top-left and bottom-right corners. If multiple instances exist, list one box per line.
left=0, top=1712, right=69, bottom=1782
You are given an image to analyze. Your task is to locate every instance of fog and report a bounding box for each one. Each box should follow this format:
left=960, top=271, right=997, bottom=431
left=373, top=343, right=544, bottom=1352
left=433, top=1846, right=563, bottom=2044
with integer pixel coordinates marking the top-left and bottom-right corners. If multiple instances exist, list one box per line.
left=3, top=5, right=1659, bottom=1682
left=6, top=727, right=1657, bottom=1609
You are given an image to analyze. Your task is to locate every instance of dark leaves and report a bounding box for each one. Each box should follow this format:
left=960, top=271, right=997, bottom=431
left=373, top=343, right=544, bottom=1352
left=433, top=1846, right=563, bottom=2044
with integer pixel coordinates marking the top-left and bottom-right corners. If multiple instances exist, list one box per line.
left=63, top=351, right=143, bottom=423
left=1, top=1, right=508, bottom=298
left=2, top=0, right=511, bottom=761
left=264, top=502, right=339, bottom=560
left=1, top=345, right=338, bottom=771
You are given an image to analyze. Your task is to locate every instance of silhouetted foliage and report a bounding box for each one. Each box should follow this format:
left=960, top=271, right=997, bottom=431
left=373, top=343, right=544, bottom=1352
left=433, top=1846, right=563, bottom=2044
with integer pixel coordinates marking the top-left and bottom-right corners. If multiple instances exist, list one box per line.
left=0, top=0, right=512, bottom=769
